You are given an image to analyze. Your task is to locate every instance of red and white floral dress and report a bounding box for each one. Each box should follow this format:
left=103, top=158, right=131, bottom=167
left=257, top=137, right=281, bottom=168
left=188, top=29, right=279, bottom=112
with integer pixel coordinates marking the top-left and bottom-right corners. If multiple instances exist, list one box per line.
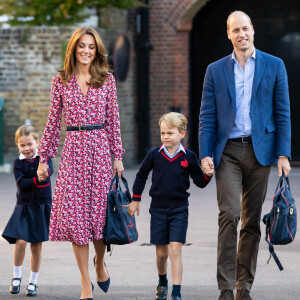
left=39, top=73, right=124, bottom=245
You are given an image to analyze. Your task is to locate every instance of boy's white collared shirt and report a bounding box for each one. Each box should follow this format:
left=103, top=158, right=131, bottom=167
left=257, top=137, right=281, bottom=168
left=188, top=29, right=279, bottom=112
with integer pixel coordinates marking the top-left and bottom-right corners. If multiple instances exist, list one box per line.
left=159, top=143, right=186, bottom=159
left=19, top=150, right=39, bottom=160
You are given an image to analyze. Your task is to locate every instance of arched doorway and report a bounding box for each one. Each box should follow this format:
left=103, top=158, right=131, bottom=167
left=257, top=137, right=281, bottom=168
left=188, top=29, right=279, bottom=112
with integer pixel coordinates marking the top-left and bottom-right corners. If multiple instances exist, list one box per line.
left=189, top=0, right=300, bottom=160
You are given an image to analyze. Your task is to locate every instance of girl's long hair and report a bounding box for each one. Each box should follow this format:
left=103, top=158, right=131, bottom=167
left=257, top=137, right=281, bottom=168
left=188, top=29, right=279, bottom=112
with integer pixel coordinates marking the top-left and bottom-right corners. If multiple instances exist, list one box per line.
left=59, top=27, right=110, bottom=88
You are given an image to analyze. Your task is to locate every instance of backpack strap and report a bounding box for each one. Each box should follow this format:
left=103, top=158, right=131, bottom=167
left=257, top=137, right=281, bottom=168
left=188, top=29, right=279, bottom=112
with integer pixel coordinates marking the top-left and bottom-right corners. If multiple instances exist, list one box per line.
left=265, top=239, right=284, bottom=271
left=263, top=213, right=284, bottom=271
left=279, top=174, right=291, bottom=191
left=283, top=174, right=290, bottom=189
left=275, top=175, right=284, bottom=193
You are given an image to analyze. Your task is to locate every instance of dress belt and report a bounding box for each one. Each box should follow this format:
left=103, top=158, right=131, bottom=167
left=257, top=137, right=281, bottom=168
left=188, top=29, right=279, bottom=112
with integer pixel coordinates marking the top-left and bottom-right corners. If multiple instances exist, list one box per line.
left=67, top=124, right=104, bottom=131
left=229, top=136, right=252, bottom=144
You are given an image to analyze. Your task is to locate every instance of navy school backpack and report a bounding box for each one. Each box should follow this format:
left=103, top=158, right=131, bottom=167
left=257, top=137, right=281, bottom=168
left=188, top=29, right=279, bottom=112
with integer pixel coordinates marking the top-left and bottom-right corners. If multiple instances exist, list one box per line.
left=262, top=174, right=297, bottom=271
left=103, top=175, right=138, bottom=252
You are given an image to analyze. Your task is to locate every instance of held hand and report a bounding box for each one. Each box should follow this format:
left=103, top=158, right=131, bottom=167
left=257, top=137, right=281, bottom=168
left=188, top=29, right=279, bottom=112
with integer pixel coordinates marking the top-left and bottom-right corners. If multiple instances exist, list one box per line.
left=113, top=160, right=124, bottom=177
left=127, top=201, right=140, bottom=217
left=203, top=162, right=215, bottom=177
left=37, top=162, right=49, bottom=182
left=201, top=157, right=215, bottom=176
left=278, top=157, right=291, bottom=177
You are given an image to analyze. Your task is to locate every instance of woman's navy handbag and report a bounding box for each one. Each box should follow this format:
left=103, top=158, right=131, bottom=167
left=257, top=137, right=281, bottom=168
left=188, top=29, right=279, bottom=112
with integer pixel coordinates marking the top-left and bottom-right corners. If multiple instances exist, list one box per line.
left=262, top=174, right=297, bottom=270
left=103, top=175, right=138, bottom=249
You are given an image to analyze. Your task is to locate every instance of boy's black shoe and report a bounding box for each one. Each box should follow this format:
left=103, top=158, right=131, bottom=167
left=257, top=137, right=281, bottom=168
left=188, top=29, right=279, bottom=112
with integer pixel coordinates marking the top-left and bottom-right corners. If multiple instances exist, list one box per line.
left=26, top=283, right=37, bottom=297
left=236, top=289, right=252, bottom=300
left=10, top=278, right=21, bottom=294
left=172, top=297, right=181, bottom=300
left=218, top=289, right=234, bottom=300
left=155, top=285, right=168, bottom=300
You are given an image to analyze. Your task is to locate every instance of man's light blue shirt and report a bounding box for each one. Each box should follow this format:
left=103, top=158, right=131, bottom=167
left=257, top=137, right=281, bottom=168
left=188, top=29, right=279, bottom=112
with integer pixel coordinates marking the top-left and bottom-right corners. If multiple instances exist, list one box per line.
left=229, top=49, right=256, bottom=138
left=159, top=143, right=186, bottom=159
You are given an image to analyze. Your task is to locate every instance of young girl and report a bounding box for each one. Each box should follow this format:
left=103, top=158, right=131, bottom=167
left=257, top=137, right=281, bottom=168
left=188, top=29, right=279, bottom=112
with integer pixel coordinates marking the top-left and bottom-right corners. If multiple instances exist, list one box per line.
left=2, top=125, right=53, bottom=297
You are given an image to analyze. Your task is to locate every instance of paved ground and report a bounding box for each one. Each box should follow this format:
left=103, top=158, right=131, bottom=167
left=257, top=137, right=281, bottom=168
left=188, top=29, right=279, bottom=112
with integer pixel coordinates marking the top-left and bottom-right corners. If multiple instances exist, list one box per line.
left=0, top=166, right=299, bottom=300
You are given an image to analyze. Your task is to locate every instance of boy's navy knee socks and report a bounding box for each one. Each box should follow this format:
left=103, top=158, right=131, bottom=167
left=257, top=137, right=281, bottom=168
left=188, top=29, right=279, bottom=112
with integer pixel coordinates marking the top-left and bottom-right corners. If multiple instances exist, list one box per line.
left=171, top=285, right=181, bottom=297
left=158, top=274, right=168, bottom=287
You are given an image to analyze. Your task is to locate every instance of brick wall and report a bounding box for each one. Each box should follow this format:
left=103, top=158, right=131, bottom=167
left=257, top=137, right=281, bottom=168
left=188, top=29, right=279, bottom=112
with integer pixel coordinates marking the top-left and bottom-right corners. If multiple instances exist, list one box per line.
left=148, top=0, right=201, bottom=147
left=0, top=0, right=215, bottom=168
left=0, top=26, right=136, bottom=168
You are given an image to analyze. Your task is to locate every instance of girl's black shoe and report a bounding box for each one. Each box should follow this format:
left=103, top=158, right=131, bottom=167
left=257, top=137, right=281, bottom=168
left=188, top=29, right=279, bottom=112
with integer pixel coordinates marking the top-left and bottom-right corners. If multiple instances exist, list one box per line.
left=10, top=278, right=21, bottom=294
left=26, top=283, right=37, bottom=297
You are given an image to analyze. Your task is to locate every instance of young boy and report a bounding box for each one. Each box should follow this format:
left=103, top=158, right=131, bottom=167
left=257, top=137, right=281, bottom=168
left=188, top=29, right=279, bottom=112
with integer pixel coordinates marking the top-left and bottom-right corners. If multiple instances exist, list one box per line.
left=128, top=112, right=214, bottom=300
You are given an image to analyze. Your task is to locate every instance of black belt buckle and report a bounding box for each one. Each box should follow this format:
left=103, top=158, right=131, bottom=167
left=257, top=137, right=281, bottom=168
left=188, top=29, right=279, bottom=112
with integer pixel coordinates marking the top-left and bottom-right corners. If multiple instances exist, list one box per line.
left=242, top=136, right=251, bottom=143
left=78, top=125, right=86, bottom=132
left=67, top=124, right=104, bottom=131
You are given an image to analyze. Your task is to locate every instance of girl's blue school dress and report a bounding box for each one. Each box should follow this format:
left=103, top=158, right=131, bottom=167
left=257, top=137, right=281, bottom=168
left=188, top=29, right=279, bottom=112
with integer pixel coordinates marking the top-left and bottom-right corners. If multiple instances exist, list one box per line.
left=2, top=152, right=53, bottom=244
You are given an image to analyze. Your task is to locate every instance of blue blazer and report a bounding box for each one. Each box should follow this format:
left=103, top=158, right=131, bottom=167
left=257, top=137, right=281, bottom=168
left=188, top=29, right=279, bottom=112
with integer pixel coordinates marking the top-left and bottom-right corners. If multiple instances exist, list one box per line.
left=199, top=49, right=291, bottom=169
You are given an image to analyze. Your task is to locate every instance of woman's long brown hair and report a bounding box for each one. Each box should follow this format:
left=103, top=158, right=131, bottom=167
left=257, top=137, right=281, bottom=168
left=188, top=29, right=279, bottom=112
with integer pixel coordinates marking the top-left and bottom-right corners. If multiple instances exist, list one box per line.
left=59, top=27, right=110, bottom=88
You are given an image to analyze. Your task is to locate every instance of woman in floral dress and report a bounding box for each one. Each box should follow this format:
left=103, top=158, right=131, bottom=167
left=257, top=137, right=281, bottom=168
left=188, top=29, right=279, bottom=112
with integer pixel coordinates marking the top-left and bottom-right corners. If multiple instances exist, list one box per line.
left=37, top=27, right=124, bottom=300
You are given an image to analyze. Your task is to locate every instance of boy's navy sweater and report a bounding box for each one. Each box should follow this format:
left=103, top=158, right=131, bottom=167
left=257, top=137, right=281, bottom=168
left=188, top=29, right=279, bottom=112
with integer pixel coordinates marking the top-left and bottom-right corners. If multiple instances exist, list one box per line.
left=132, top=146, right=211, bottom=208
left=13, top=156, right=53, bottom=205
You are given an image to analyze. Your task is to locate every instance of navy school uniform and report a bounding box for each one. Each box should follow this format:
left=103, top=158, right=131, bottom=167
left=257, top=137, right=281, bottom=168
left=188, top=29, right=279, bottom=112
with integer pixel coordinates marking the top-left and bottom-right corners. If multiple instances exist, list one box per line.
left=2, top=155, right=53, bottom=244
left=132, top=145, right=212, bottom=244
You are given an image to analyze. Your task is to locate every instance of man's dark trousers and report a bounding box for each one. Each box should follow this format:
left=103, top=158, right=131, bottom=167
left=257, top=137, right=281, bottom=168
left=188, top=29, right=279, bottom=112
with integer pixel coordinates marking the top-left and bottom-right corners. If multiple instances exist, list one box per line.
left=215, top=140, right=271, bottom=291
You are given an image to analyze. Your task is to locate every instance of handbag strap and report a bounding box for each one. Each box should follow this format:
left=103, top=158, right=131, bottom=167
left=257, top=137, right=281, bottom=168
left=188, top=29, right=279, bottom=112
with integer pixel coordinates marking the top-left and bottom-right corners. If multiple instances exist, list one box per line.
left=109, top=174, right=132, bottom=200
left=120, top=175, right=132, bottom=199
left=115, top=175, right=132, bottom=200
left=109, top=174, right=119, bottom=191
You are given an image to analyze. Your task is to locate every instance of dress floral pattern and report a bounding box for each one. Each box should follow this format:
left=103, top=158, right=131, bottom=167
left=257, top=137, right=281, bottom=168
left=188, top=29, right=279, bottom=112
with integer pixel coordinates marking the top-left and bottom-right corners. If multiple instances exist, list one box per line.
left=38, top=73, right=124, bottom=245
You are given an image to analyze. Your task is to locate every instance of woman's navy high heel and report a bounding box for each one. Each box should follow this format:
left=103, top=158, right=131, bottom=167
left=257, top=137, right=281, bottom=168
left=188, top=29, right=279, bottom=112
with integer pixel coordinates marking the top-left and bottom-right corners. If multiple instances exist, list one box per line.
left=93, top=256, right=110, bottom=293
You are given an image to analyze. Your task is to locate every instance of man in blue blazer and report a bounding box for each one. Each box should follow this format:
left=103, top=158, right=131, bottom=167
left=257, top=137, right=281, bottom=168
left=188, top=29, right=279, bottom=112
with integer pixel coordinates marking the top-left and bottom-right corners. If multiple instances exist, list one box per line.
left=199, top=11, right=291, bottom=300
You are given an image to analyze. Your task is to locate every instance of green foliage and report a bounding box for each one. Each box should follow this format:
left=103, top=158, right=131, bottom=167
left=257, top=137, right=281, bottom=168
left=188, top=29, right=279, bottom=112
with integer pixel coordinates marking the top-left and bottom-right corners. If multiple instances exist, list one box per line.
left=0, top=0, right=141, bottom=26
left=87, top=0, right=141, bottom=9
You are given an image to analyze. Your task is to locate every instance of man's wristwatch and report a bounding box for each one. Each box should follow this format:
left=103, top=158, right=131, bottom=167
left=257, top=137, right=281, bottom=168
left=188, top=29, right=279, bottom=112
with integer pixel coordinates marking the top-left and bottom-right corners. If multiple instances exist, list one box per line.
left=278, top=155, right=287, bottom=158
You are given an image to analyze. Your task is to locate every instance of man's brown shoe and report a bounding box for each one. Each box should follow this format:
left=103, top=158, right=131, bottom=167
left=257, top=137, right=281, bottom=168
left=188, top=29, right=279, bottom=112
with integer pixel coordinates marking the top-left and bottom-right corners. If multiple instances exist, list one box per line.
left=218, top=289, right=234, bottom=300
left=236, top=289, right=252, bottom=300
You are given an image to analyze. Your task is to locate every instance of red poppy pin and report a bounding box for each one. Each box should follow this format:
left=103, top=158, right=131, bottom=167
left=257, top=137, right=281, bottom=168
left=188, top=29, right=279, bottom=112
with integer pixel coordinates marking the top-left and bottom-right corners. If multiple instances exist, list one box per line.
left=181, top=159, right=188, bottom=167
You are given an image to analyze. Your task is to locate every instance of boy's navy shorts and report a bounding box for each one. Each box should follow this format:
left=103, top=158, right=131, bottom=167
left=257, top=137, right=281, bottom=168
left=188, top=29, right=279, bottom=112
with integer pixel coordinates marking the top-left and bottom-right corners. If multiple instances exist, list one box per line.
left=149, top=206, right=188, bottom=245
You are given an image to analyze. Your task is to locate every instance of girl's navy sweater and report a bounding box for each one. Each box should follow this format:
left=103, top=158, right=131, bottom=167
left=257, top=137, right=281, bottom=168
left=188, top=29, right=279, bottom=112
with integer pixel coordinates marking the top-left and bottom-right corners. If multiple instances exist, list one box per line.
left=132, top=146, right=211, bottom=208
left=13, top=156, right=53, bottom=205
